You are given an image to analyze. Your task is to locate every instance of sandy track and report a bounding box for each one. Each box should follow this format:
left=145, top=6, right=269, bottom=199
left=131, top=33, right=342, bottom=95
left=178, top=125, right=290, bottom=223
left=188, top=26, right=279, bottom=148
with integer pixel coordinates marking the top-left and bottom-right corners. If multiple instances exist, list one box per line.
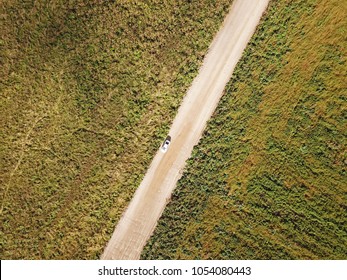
left=101, top=0, right=270, bottom=260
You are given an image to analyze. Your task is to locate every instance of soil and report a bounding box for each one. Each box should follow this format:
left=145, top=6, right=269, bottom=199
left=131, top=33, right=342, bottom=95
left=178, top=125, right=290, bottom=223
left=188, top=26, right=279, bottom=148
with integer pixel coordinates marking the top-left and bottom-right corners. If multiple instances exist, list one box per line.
left=101, top=0, right=270, bottom=260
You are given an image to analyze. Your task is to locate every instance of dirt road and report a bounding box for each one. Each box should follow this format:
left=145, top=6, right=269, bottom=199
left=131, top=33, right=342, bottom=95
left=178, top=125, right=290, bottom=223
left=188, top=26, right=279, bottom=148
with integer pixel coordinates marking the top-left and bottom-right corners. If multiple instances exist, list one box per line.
left=101, top=0, right=270, bottom=260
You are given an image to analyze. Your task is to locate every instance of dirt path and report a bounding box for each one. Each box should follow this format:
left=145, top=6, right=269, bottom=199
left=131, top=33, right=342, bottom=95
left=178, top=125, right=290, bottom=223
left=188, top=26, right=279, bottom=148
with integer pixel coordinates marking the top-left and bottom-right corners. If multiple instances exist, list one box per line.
left=101, top=0, right=270, bottom=260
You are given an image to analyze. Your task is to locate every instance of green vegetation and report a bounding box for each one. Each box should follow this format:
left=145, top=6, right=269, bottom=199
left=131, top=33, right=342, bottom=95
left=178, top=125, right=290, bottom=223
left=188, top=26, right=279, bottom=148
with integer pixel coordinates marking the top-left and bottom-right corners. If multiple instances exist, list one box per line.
left=142, top=0, right=347, bottom=259
left=0, top=0, right=233, bottom=259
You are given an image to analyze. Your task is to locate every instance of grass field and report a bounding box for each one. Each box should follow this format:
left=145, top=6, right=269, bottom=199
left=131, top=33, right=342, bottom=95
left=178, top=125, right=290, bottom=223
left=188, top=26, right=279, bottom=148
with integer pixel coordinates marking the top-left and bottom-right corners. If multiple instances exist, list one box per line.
left=142, top=0, right=347, bottom=259
left=0, top=0, right=233, bottom=259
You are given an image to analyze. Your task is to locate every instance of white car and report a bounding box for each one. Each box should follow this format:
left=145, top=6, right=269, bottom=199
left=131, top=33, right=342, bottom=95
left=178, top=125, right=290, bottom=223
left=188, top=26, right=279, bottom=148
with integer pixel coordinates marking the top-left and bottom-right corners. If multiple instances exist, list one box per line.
left=160, top=136, right=171, bottom=153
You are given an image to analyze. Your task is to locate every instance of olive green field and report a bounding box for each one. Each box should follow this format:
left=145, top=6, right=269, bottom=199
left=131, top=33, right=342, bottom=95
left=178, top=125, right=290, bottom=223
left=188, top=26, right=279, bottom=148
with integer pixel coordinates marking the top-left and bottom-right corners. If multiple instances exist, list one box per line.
left=0, top=0, right=232, bottom=259
left=142, top=0, right=347, bottom=259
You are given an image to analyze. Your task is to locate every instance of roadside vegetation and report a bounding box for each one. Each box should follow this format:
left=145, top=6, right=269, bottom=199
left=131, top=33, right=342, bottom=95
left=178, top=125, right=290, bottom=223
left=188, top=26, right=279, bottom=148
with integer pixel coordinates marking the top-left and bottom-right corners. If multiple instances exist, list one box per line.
left=0, top=0, right=233, bottom=259
left=142, top=0, right=347, bottom=259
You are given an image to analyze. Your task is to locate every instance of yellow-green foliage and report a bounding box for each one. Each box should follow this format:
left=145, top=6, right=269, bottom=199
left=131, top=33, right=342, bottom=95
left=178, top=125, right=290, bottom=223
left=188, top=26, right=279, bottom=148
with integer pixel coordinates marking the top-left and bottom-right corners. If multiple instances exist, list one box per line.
left=142, top=0, right=347, bottom=259
left=0, top=0, right=233, bottom=259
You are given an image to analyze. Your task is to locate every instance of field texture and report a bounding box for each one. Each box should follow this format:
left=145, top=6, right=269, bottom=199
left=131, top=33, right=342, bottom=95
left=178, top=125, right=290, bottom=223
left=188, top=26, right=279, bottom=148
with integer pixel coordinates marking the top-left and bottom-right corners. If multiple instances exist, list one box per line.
left=142, top=0, right=347, bottom=259
left=0, top=0, right=233, bottom=259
